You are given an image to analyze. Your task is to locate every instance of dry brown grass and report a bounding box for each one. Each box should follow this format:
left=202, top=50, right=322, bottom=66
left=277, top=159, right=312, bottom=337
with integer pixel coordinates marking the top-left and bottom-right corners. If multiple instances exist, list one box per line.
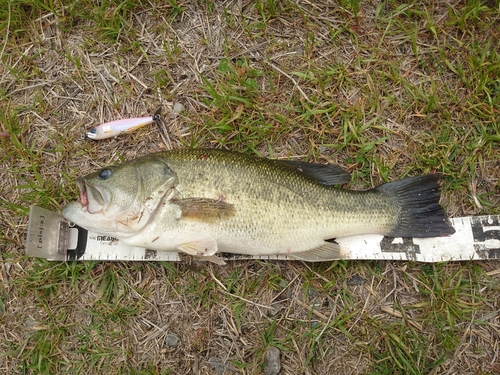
left=1, top=1, right=499, bottom=374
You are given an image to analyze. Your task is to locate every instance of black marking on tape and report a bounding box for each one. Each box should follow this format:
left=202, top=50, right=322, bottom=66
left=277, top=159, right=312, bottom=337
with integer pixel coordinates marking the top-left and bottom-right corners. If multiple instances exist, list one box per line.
left=220, top=252, right=255, bottom=260
left=380, top=236, right=421, bottom=261
left=67, top=223, right=87, bottom=261
left=471, top=216, right=500, bottom=259
left=144, top=249, right=158, bottom=260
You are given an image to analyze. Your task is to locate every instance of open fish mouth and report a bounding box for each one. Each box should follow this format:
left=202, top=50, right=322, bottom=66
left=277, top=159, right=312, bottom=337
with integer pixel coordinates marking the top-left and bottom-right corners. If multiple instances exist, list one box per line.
left=77, top=179, right=88, bottom=208
left=77, top=178, right=107, bottom=214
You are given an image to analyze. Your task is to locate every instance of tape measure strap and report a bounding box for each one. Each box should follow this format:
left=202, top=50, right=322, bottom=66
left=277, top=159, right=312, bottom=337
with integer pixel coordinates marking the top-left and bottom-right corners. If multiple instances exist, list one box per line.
left=70, top=214, right=500, bottom=262
left=26, top=206, right=500, bottom=262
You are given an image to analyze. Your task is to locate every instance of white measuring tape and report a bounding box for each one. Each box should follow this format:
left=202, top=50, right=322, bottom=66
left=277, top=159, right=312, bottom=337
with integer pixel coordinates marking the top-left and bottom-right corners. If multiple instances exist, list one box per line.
left=26, top=205, right=500, bottom=262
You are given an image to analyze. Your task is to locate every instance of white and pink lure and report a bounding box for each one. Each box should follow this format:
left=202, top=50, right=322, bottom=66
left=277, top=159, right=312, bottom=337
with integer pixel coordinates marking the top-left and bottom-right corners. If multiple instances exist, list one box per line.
left=87, top=108, right=161, bottom=140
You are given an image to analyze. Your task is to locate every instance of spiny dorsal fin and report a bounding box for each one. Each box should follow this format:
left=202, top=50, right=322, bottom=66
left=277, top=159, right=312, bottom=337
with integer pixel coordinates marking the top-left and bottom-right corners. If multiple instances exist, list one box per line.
left=273, top=159, right=351, bottom=185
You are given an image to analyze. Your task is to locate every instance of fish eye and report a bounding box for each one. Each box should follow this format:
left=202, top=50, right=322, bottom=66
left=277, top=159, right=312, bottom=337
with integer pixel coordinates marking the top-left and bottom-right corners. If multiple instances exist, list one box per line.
left=99, top=168, right=113, bottom=179
left=90, top=128, right=97, bottom=134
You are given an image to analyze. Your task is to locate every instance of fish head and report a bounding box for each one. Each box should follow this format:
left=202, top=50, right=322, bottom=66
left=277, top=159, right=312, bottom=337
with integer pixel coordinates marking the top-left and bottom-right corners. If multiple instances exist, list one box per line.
left=62, top=155, right=177, bottom=237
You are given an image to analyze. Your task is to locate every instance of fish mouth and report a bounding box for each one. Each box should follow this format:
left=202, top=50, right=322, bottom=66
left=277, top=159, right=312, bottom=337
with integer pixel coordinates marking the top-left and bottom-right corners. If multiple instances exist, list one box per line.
left=77, top=179, right=88, bottom=208
left=77, top=178, right=107, bottom=214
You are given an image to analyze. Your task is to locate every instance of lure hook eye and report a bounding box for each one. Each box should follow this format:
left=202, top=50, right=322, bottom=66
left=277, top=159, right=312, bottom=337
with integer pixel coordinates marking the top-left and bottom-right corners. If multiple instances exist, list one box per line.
left=153, top=107, right=162, bottom=122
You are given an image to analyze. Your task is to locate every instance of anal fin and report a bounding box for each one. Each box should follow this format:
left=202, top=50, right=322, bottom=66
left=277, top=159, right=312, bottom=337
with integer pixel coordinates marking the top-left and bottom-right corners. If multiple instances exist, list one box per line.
left=288, top=242, right=345, bottom=262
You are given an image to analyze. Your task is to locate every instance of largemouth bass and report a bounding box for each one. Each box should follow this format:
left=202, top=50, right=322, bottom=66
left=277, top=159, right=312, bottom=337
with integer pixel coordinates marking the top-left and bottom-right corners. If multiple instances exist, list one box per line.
left=62, top=149, right=455, bottom=264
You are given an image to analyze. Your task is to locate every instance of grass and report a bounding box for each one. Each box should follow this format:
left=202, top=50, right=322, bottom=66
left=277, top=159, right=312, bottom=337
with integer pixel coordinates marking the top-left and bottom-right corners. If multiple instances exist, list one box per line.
left=1, top=0, right=500, bottom=374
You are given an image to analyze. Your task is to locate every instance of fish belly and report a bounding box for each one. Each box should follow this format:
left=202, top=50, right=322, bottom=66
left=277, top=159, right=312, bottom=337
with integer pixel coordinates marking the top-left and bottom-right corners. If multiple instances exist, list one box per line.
left=121, top=194, right=389, bottom=256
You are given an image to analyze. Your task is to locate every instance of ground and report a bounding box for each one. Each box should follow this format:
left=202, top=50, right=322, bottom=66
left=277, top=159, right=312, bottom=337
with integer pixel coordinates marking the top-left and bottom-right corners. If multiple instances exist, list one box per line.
left=1, top=1, right=499, bottom=374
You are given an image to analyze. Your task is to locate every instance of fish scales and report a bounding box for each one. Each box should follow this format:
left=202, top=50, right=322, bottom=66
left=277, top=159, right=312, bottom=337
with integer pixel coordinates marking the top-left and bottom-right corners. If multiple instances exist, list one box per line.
left=157, top=149, right=397, bottom=236
left=62, top=149, right=455, bottom=263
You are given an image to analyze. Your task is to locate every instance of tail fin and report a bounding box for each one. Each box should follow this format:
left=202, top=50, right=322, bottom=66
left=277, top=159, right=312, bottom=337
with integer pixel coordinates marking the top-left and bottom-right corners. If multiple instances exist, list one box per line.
left=376, top=175, right=455, bottom=238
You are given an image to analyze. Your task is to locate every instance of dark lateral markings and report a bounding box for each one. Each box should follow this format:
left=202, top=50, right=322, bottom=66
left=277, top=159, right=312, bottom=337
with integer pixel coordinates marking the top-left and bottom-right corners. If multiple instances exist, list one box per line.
left=380, top=236, right=421, bottom=261
left=471, top=216, right=500, bottom=259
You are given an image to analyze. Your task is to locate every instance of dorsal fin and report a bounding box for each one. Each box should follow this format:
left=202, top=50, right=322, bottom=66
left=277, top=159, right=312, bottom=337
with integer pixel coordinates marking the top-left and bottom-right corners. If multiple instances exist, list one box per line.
left=272, top=159, right=351, bottom=185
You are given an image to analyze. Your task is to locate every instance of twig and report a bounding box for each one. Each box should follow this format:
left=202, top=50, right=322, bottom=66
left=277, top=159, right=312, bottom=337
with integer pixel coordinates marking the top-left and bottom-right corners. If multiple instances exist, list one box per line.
left=315, top=294, right=339, bottom=342
left=266, top=60, right=315, bottom=105
left=380, top=305, right=423, bottom=331
left=295, top=299, right=328, bottom=320
left=486, top=268, right=500, bottom=276
left=208, top=269, right=273, bottom=310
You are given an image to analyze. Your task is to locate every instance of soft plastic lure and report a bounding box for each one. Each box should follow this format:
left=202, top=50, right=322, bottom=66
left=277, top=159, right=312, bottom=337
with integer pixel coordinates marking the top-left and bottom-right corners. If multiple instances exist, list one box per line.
left=87, top=108, right=161, bottom=140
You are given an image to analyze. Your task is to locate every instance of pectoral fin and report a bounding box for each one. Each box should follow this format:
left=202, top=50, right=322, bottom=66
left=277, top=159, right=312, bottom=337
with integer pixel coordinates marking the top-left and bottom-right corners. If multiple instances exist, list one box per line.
left=288, top=242, right=345, bottom=262
left=173, top=198, right=235, bottom=223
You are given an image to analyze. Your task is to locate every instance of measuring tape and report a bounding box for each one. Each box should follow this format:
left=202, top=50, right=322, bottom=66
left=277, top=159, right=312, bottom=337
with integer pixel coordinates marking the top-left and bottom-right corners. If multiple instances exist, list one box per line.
left=26, top=206, right=500, bottom=262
